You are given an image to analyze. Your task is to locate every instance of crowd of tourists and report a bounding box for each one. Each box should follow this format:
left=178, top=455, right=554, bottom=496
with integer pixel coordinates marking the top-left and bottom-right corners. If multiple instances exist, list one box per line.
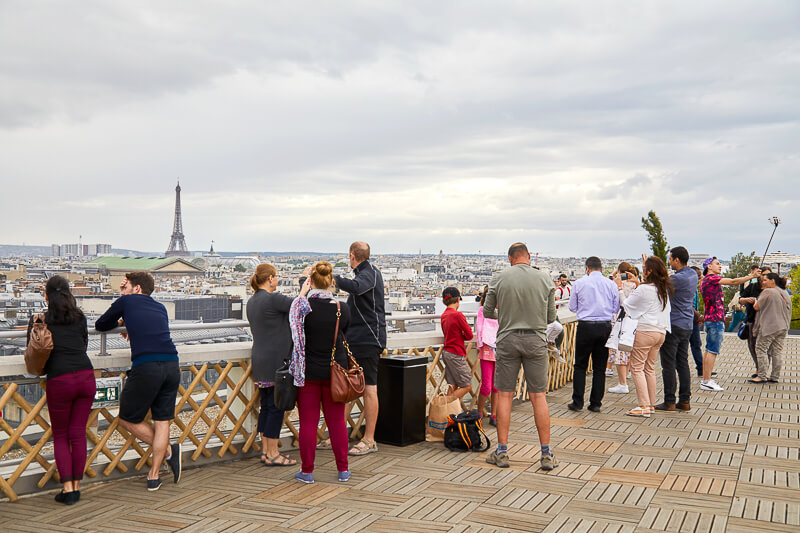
left=26, top=241, right=793, bottom=504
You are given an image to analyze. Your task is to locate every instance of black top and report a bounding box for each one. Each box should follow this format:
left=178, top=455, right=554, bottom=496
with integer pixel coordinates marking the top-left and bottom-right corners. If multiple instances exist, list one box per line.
left=740, top=282, right=762, bottom=323
left=334, top=260, right=386, bottom=348
left=303, top=298, right=350, bottom=381
left=247, top=289, right=294, bottom=383
left=27, top=313, right=93, bottom=380
left=95, top=294, right=178, bottom=366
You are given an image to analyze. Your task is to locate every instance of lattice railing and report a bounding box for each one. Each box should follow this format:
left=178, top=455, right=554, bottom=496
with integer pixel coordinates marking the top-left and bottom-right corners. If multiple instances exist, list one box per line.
left=0, top=323, right=577, bottom=501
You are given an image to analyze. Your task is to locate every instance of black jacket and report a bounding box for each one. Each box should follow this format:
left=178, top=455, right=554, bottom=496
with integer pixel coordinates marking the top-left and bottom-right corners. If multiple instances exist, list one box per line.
left=334, top=260, right=386, bottom=348
left=247, top=289, right=294, bottom=383
left=740, top=281, right=762, bottom=324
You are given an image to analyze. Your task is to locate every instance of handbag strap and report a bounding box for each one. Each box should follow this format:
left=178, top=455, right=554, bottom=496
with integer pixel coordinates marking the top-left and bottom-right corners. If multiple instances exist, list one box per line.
left=331, top=301, right=341, bottom=363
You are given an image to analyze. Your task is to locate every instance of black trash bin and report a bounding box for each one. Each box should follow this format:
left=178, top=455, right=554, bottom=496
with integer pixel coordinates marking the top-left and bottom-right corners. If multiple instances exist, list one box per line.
left=375, top=354, right=428, bottom=446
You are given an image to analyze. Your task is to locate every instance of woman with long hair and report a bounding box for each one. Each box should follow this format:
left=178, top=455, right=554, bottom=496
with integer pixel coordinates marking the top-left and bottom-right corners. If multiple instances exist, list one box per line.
left=750, top=272, right=791, bottom=383
left=614, top=257, right=673, bottom=417
left=289, top=262, right=351, bottom=484
left=247, top=263, right=297, bottom=466
left=607, top=262, right=640, bottom=395
left=27, top=276, right=95, bottom=505
left=475, top=285, right=498, bottom=425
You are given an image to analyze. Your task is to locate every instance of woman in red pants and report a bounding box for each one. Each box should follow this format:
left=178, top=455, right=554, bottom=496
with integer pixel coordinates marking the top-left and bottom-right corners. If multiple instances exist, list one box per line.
left=289, top=262, right=352, bottom=483
left=27, top=276, right=95, bottom=505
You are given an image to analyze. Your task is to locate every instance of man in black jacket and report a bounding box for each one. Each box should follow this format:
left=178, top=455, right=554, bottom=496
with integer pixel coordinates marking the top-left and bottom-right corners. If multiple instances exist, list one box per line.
left=739, top=265, right=771, bottom=376
left=334, top=242, right=386, bottom=456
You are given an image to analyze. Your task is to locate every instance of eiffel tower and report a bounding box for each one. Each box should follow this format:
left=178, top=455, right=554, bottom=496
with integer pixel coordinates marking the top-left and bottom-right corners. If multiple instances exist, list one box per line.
left=165, top=181, right=190, bottom=257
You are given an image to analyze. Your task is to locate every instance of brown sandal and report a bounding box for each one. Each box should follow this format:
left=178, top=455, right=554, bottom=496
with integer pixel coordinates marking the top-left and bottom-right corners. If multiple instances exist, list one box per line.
left=264, top=454, right=297, bottom=466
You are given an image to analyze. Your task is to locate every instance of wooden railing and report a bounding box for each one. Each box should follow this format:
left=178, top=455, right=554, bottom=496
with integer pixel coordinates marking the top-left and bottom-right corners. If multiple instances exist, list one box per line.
left=0, top=321, right=576, bottom=502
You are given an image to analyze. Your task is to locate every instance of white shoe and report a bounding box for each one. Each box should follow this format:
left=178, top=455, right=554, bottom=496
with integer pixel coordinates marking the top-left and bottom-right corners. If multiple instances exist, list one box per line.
left=700, top=380, right=724, bottom=392
left=605, top=369, right=614, bottom=376
left=608, top=384, right=629, bottom=394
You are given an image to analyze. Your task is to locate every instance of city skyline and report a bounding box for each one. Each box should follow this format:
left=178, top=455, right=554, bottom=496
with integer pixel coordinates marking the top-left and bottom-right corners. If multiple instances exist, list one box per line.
left=2, top=2, right=799, bottom=257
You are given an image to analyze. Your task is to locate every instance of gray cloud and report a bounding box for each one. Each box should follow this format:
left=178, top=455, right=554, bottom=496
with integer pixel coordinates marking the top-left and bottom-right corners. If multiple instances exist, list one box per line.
left=1, top=1, right=799, bottom=257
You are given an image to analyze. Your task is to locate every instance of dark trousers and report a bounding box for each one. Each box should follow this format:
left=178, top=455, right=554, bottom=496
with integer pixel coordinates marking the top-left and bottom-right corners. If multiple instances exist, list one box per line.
left=746, top=322, right=759, bottom=371
left=258, top=386, right=285, bottom=439
left=571, top=321, right=612, bottom=409
left=659, top=326, right=692, bottom=404
left=689, top=321, right=703, bottom=373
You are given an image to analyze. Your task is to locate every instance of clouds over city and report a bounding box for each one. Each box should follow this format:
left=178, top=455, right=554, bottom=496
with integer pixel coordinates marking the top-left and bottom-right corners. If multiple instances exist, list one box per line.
left=1, top=1, right=798, bottom=257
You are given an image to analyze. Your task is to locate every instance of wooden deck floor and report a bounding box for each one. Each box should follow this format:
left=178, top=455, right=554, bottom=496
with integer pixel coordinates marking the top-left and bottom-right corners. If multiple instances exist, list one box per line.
left=2, top=334, right=799, bottom=532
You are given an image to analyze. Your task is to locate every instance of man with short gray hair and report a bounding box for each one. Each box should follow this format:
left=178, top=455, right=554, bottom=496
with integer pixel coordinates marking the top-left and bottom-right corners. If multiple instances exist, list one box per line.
left=483, top=242, right=558, bottom=471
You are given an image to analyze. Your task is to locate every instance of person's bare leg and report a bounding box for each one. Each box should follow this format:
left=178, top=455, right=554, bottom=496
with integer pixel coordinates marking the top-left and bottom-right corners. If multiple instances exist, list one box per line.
left=529, top=392, right=550, bottom=446
left=118, top=418, right=155, bottom=445
left=63, top=480, right=75, bottom=492
left=361, top=385, right=378, bottom=442
left=477, top=394, right=488, bottom=416
left=490, top=391, right=497, bottom=417
left=702, top=352, right=717, bottom=381
left=495, top=391, right=514, bottom=445
left=451, top=386, right=471, bottom=401
left=149, top=420, right=171, bottom=480
left=616, top=364, right=628, bottom=386
left=265, top=437, right=281, bottom=458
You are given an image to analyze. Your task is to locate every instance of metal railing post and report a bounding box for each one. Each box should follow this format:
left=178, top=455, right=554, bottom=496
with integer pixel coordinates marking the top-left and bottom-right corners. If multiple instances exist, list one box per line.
left=98, top=332, right=109, bottom=356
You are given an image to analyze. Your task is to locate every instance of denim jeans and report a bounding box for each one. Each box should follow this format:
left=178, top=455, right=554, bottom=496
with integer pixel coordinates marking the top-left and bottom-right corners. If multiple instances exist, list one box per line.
left=690, top=322, right=703, bottom=372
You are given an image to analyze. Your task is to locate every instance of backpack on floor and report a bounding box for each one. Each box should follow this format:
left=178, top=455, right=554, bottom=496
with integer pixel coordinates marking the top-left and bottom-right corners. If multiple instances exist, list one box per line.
left=443, top=410, right=491, bottom=452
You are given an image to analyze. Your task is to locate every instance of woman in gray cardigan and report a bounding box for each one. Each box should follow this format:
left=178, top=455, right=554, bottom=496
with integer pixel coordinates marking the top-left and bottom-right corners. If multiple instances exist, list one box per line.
left=248, top=263, right=297, bottom=466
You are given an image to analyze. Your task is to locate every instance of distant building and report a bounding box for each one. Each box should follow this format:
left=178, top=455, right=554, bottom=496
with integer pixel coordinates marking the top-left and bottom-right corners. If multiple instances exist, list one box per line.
left=86, top=256, right=205, bottom=278
left=51, top=243, right=112, bottom=258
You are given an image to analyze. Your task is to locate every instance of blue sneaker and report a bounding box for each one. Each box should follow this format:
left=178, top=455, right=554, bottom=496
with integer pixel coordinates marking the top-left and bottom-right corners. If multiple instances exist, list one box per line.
left=338, top=470, right=351, bottom=482
left=295, top=471, right=314, bottom=484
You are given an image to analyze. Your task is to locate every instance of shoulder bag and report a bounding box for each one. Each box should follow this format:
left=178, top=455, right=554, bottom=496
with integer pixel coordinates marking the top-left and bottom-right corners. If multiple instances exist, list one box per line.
left=25, top=313, right=54, bottom=376
left=274, top=357, right=298, bottom=411
left=330, top=301, right=366, bottom=403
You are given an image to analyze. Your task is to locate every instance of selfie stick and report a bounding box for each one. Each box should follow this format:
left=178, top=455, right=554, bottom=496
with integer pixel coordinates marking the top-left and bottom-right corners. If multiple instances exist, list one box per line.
left=760, top=217, right=781, bottom=267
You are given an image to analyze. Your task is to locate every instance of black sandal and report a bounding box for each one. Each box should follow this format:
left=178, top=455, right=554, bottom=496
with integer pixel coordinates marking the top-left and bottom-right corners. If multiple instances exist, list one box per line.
left=748, top=378, right=767, bottom=384
left=264, top=454, right=297, bottom=466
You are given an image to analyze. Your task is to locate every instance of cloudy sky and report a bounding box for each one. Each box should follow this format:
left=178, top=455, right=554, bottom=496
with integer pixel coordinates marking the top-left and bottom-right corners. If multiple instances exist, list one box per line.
left=2, top=1, right=799, bottom=258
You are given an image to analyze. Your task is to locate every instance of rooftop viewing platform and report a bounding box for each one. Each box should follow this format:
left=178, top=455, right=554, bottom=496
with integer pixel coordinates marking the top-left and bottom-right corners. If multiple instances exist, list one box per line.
left=1, top=316, right=799, bottom=532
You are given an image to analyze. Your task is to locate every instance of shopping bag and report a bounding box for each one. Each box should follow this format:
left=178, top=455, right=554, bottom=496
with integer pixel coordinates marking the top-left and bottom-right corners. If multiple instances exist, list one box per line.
left=618, top=317, right=638, bottom=353
left=604, top=318, right=622, bottom=351
left=426, top=394, right=461, bottom=442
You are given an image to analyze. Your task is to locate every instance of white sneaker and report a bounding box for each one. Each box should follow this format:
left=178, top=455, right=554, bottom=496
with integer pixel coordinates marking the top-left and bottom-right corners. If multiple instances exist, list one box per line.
left=608, top=384, right=629, bottom=394
left=700, top=380, right=724, bottom=392
left=605, top=369, right=614, bottom=377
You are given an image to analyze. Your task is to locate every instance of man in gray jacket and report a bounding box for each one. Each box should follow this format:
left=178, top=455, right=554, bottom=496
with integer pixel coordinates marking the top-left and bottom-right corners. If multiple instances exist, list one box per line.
left=334, top=241, right=386, bottom=456
left=483, top=242, right=557, bottom=471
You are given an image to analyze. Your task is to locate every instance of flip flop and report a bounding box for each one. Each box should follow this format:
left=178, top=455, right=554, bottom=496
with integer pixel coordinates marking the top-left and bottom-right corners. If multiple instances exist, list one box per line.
left=748, top=378, right=767, bottom=384
left=316, top=439, right=332, bottom=449
left=264, top=454, right=297, bottom=466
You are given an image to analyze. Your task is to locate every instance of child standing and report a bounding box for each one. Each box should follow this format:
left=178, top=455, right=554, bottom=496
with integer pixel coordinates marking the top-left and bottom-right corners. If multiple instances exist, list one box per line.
left=440, top=287, right=474, bottom=401
left=475, top=286, right=498, bottom=425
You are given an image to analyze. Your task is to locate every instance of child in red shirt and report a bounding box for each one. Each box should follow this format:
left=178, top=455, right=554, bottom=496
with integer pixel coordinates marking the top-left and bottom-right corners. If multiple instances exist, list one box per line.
left=440, top=287, right=474, bottom=400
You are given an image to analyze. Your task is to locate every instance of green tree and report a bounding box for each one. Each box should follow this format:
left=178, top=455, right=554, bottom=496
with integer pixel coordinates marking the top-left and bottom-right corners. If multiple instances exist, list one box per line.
left=787, top=265, right=800, bottom=329
left=335, top=261, right=349, bottom=268
left=641, top=210, right=669, bottom=263
left=722, top=251, right=759, bottom=308
left=234, top=264, right=247, bottom=272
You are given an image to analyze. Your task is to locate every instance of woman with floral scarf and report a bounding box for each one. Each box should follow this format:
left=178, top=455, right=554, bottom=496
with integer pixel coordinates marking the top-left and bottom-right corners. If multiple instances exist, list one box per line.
left=289, top=261, right=352, bottom=484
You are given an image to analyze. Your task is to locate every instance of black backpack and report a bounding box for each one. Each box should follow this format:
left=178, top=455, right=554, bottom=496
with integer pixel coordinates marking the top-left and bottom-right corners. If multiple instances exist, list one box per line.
left=444, top=411, right=491, bottom=452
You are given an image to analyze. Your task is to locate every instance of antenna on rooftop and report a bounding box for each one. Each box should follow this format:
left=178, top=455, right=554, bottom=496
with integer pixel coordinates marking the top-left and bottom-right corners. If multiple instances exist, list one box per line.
left=760, top=216, right=781, bottom=267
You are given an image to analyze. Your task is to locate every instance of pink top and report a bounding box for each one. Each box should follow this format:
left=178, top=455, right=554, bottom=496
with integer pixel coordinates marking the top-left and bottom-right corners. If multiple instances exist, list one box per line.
left=475, top=306, right=498, bottom=350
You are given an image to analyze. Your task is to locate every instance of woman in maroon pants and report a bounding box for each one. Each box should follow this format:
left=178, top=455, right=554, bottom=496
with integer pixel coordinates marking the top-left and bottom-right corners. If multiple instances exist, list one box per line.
left=27, top=276, right=95, bottom=505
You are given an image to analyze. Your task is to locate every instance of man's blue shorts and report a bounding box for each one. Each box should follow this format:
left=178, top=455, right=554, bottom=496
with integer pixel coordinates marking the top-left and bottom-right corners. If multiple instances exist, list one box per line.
left=704, top=321, right=724, bottom=355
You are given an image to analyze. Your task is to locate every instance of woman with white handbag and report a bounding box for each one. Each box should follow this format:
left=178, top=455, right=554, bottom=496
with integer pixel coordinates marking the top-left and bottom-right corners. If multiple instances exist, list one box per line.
left=614, top=256, right=673, bottom=417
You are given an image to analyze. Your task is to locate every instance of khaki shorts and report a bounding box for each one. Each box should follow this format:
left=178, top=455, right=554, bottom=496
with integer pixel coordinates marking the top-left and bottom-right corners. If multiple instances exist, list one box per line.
left=442, top=350, right=472, bottom=388
left=495, top=331, right=549, bottom=393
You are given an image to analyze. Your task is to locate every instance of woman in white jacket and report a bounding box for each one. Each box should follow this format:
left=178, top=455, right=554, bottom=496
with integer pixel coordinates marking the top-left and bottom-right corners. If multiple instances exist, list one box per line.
left=614, top=256, right=673, bottom=417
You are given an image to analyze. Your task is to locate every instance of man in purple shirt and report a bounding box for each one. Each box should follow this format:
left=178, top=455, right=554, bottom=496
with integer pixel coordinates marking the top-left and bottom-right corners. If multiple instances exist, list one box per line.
left=568, top=256, right=620, bottom=412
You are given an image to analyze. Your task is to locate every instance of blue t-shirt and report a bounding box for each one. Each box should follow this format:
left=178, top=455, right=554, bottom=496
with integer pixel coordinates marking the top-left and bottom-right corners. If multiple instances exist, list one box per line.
left=95, top=294, right=178, bottom=366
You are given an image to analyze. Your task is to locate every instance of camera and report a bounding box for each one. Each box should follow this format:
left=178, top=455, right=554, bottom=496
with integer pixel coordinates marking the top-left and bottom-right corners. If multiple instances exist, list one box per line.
left=620, top=273, right=628, bottom=281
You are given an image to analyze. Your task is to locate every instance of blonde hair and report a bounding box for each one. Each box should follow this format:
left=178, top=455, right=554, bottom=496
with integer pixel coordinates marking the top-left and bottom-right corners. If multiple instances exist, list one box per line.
left=310, top=261, right=334, bottom=290
left=250, top=263, right=277, bottom=292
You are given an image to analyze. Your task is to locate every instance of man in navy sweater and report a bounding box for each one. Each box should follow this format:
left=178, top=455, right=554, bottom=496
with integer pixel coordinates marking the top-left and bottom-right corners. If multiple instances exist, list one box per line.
left=95, top=271, right=182, bottom=491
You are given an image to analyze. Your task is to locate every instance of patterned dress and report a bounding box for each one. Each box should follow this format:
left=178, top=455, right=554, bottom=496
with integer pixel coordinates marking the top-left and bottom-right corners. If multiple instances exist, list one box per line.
left=608, top=281, right=637, bottom=365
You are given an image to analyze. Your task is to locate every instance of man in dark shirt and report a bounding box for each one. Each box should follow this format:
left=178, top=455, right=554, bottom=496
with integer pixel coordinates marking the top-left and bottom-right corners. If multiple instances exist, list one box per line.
left=95, top=271, right=182, bottom=491
left=334, top=242, right=386, bottom=456
left=739, top=265, right=772, bottom=376
left=656, top=247, right=697, bottom=411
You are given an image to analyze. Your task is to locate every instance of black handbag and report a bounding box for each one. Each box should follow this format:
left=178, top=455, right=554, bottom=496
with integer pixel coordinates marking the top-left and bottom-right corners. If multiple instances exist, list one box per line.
left=274, top=359, right=298, bottom=411
left=443, top=410, right=491, bottom=452
left=737, top=321, right=749, bottom=340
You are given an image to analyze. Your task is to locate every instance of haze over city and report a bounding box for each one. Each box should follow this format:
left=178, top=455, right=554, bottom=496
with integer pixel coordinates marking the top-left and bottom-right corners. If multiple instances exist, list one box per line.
left=1, top=1, right=798, bottom=257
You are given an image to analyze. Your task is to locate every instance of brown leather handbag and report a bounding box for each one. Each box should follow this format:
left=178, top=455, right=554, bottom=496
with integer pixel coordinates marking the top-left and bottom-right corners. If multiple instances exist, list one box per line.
left=330, top=301, right=366, bottom=403
left=25, top=313, right=54, bottom=376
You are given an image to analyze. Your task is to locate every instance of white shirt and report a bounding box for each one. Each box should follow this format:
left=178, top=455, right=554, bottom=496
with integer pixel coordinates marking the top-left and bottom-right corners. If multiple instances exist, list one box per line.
left=620, top=283, right=671, bottom=334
